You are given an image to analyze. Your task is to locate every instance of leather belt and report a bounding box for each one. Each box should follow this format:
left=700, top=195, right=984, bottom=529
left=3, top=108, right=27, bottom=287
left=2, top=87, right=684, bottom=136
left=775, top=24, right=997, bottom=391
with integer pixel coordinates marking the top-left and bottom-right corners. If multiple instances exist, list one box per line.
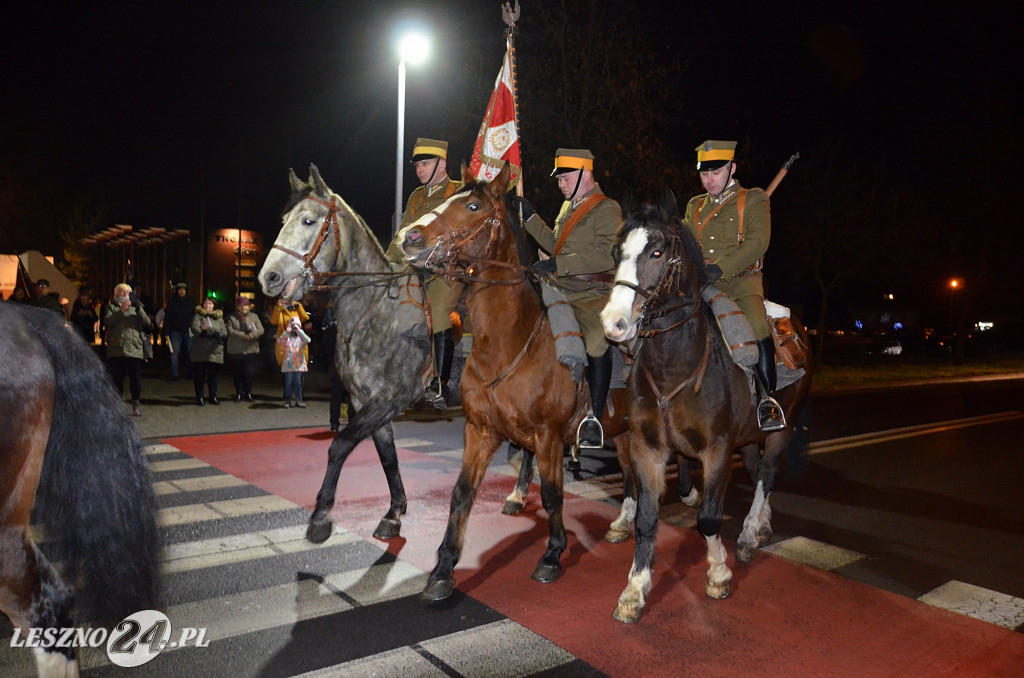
left=571, top=273, right=614, bottom=283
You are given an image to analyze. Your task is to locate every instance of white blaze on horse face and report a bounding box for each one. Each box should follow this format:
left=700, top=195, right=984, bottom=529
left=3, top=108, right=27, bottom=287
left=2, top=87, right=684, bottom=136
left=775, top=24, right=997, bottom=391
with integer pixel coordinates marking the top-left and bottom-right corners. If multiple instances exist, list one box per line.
left=401, top=192, right=463, bottom=260
left=601, top=227, right=649, bottom=342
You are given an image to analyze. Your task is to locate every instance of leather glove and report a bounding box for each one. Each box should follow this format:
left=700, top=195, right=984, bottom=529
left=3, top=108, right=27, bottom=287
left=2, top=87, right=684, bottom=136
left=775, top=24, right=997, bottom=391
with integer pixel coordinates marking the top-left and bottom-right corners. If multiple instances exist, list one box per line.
left=531, top=257, right=557, bottom=274
left=513, top=196, right=535, bottom=222
left=704, top=263, right=724, bottom=283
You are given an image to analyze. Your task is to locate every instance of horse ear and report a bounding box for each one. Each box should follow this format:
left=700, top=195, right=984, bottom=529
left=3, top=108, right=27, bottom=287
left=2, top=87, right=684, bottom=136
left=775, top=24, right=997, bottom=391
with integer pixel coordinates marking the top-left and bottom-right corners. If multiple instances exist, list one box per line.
left=288, top=168, right=305, bottom=195
left=488, top=162, right=512, bottom=197
left=658, top=189, right=680, bottom=219
left=309, top=164, right=329, bottom=198
left=461, top=163, right=475, bottom=184
left=621, top=189, right=636, bottom=218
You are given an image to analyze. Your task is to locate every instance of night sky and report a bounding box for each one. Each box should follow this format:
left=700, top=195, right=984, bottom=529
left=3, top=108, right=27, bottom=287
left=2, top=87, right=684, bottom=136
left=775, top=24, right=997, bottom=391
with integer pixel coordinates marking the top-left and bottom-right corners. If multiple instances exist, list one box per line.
left=2, top=2, right=1017, bottom=271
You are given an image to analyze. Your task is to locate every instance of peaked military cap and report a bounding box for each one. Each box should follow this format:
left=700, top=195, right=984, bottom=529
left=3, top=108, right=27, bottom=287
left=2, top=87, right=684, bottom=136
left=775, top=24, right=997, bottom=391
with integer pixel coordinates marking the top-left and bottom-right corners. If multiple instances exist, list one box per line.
left=551, top=148, right=595, bottom=176
left=695, top=140, right=737, bottom=171
left=411, top=138, right=448, bottom=162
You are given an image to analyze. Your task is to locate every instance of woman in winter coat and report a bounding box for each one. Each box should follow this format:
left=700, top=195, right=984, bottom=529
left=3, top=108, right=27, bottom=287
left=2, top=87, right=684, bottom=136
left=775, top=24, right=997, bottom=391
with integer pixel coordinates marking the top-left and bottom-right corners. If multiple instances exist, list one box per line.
left=226, top=295, right=264, bottom=401
left=103, top=283, right=152, bottom=416
left=191, top=297, right=227, bottom=405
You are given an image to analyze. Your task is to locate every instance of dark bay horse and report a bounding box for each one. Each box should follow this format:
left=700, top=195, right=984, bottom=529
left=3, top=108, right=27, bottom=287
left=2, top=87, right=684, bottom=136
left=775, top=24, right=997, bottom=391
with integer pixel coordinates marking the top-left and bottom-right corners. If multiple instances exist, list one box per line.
left=397, top=164, right=631, bottom=600
left=259, top=165, right=433, bottom=542
left=600, top=191, right=811, bottom=623
left=1, top=303, right=159, bottom=677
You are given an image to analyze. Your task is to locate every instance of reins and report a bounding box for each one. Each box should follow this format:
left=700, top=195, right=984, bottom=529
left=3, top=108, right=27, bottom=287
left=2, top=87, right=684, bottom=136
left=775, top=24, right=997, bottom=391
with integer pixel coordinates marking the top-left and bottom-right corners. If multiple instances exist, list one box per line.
left=615, top=228, right=712, bottom=409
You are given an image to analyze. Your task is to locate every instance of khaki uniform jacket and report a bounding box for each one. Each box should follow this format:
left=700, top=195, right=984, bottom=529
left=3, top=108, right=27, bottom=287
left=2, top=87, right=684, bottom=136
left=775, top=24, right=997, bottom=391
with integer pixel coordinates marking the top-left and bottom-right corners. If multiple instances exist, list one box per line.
left=524, top=184, right=621, bottom=356
left=524, top=185, right=621, bottom=294
left=190, top=308, right=227, bottom=364
left=385, top=175, right=465, bottom=333
left=683, top=180, right=771, bottom=336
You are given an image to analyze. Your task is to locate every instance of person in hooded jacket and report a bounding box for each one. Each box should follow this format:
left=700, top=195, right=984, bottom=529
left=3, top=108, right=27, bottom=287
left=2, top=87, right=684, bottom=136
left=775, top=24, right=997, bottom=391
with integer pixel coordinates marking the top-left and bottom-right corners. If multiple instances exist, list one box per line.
left=191, top=297, right=227, bottom=405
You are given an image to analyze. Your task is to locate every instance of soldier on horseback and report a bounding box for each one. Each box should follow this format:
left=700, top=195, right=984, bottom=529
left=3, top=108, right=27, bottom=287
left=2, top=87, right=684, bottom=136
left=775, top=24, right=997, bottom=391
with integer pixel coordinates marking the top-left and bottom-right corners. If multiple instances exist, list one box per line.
left=517, top=148, right=621, bottom=448
left=683, top=139, right=785, bottom=432
left=386, top=137, right=464, bottom=409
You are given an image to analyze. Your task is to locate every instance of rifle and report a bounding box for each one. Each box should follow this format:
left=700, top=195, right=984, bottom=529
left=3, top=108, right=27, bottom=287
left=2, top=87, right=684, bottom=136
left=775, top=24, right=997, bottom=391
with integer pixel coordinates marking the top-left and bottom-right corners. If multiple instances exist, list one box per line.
left=765, top=153, right=800, bottom=197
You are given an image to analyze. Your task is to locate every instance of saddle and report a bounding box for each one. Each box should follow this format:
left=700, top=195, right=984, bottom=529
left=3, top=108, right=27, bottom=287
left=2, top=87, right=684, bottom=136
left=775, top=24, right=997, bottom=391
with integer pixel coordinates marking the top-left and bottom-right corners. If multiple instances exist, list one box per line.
left=764, top=300, right=809, bottom=370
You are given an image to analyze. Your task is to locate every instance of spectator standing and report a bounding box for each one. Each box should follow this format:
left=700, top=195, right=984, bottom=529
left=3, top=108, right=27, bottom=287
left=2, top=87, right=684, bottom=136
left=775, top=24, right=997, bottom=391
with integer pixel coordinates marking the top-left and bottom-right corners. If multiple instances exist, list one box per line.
left=190, top=297, right=227, bottom=405
left=31, top=279, right=65, bottom=318
left=277, top=316, right=310, bottom=408
left=164, top=282, right=196, bottom=379
left=103, top=283, right=151, bottom=416
left=226, top=296, right=264, bottom=402
left=70, top=290, right=98, bottom=344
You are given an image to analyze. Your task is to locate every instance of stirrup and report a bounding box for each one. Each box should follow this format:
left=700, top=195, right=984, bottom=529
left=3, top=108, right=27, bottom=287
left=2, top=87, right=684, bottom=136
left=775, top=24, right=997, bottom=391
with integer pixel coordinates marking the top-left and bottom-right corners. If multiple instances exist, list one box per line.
left=577, top=415, right=604, bottom=449
left=757, top=396, right=787, bottom=432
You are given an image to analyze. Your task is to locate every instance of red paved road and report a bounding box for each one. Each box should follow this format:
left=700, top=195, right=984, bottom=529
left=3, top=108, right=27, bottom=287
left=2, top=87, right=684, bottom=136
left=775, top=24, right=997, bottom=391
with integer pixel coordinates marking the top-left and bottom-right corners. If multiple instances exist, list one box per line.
left=166, top=428, right=1024, bottom=677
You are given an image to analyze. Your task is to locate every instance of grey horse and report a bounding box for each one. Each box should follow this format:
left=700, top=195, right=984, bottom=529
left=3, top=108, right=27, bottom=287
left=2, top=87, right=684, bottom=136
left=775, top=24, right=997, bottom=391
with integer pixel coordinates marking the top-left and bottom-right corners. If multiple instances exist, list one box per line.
left=258, top=164, right=432, bottom=542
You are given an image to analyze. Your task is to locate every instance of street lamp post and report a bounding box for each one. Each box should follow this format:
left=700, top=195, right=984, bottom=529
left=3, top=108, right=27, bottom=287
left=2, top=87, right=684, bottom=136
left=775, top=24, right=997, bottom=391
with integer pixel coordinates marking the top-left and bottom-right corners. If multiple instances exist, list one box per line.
left=394, top=32, right=430, bottom=236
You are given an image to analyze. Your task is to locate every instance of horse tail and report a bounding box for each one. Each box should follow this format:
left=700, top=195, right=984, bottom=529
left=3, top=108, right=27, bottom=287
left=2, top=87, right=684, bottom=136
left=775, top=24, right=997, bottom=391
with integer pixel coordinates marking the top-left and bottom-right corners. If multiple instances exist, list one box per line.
left=25, top=309, right=161, bottom=625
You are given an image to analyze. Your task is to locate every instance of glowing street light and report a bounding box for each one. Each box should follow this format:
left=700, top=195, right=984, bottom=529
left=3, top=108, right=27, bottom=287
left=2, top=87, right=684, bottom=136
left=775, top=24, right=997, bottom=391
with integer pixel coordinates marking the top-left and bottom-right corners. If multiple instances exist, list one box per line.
left=394, top=31, right=430, bottom=235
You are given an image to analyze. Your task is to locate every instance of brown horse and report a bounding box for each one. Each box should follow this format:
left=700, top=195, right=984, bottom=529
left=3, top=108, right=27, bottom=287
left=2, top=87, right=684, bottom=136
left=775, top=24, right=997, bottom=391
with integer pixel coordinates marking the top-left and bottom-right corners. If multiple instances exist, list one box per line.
left=600, top=190, right=811, bottom=623
left=0, top=303, right=159, bottom=677
left=397, top=164, right=631, bottom=600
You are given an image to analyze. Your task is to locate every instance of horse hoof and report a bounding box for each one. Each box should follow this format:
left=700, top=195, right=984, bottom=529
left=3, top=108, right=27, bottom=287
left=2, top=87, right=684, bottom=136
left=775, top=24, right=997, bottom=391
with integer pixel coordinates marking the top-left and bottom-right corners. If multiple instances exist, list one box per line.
left=567, top=458, right=581, bottom=473
left=756, top=525, right=773, bottom=546
left=306, top=518, right=333, bottom=544
left=603, top=527, right=630, bottom=543
left=373, top=518, right=402, bottom=539
left=421, top=578, right=455, bottom=602
left=612, top=603, right=643, bottom=624
left=680, top=487, right=702, bottom=508
left=705, top=579, right=731, bottom=599
left=502, top=499, right=525, bottom=515
left=531, top=562, right=561, bottom=583
left=735, top=543, right=756, bottom=563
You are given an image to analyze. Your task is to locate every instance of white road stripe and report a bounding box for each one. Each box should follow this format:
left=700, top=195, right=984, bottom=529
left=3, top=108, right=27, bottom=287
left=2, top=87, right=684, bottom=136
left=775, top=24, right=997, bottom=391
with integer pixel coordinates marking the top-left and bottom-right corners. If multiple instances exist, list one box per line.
left=158, top=494, right=298, bottom=527
left=918, top=580, right=1024, bottom=630
left=153, top=474, right=247, bottom=496
left=809, top=411, right=1023, bottom=455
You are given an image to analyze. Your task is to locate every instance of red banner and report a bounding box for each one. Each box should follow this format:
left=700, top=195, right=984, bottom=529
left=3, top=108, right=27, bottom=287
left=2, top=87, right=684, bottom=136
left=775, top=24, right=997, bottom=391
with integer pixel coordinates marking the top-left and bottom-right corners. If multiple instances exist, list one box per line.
left=469, top=44, right=521, bottom=187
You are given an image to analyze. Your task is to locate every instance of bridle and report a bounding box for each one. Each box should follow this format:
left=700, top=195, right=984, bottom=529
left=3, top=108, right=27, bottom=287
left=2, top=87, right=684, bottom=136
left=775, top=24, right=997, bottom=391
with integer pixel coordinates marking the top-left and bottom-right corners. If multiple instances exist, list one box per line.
left=415, top=190, right=526, bottom=284
left=612, top=226, right=711, bottom=408
left=270, top=193, right=407, bottom=291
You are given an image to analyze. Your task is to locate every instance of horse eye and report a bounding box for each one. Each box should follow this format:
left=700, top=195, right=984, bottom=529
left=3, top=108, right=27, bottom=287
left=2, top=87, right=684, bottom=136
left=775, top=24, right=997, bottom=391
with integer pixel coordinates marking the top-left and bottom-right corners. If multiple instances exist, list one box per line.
left=651, top=250, right=663, bottom=258
left=466, top=202, right=480, bottom=212
left=302, top=217, right=316, bottom=227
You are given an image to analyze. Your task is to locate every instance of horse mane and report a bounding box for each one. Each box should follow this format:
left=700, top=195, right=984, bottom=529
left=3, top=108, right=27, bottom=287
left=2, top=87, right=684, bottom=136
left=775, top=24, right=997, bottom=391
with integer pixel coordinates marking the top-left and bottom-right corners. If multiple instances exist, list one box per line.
left=620, top=189, right=710, bottom=290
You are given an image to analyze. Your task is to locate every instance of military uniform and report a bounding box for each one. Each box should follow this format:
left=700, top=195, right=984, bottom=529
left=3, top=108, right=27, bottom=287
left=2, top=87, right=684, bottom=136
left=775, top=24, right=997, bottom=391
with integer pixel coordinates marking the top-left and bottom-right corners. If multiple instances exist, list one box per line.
left=682, top=179, right=771, bottom=339
left=386, top=138, right=463, bottom=408
left=524, top=185, right=621, bottom=357
left=686, top=139, right=785, bottom=432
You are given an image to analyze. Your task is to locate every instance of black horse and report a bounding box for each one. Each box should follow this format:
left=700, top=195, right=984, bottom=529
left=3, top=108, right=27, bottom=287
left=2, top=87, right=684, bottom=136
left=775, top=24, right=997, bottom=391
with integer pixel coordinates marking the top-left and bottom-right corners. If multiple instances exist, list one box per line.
left=600, top=191, right=811, bottom=623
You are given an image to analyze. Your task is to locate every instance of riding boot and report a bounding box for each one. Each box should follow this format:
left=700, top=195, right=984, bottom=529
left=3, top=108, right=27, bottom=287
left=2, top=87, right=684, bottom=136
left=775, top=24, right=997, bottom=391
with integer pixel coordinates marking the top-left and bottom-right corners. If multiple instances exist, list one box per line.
left=755, top=337, right=786, bottom=432
left=578, top=348, right=612, bottom=448
left=422, top=329, right=454, bottom=410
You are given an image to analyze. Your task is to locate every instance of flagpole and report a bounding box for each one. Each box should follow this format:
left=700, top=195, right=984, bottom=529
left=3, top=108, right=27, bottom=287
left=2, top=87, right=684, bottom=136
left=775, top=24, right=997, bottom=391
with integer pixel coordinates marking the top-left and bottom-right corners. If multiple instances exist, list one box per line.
left=503, top=1, right=524, bottom=197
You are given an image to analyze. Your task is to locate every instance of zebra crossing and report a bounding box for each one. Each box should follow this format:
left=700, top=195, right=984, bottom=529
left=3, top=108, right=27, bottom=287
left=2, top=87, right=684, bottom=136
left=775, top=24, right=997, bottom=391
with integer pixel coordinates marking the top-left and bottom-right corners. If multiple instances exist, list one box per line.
left=0, top=442, right=604, bottom=678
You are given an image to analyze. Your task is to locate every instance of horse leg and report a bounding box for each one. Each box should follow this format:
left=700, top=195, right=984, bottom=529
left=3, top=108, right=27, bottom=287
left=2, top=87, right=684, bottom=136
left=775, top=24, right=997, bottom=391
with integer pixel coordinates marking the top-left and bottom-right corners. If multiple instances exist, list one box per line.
left=503, top=445, right=535, bottom=515
left=422, top=424, right=503, bottom=602
left=698, top=442, right=733, bottom=599
left=605, top=435, right=635, bottom=543
left=531, top=436, right=568, bottom=583
left=676, top=454, right=702, bottom=507
left=308, top=400, right=401, bottom=544
left=613, top=443, right=666, bottom=623
left=736, top=442, right=767, bottom=562
left=369, top=423, right=407, bottom=539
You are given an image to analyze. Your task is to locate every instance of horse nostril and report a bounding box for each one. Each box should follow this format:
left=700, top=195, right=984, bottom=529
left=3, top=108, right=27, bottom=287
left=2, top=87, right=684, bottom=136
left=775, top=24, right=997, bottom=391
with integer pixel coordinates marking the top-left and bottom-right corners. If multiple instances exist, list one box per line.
left=405, top=231, right=422, bottom=246
left=615, top=318, right=628, bottom=332
left=266, top=271, right=280, bottom=285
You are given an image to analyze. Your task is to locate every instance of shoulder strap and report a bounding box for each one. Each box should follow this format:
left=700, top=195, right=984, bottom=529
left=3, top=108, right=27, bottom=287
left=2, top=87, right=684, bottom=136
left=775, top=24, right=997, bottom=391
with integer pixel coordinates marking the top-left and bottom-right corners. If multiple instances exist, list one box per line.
left=736, top=188, right=747, bottom=245
left=554, top=194, right=607, bottom=255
